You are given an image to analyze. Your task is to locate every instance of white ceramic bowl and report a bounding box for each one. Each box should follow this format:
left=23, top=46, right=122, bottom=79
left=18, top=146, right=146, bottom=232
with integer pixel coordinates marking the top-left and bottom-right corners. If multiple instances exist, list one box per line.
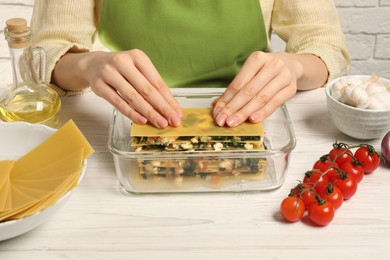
left=0, top=121, right=86, bottom=241
left=325, top=75, right=390, bottom=140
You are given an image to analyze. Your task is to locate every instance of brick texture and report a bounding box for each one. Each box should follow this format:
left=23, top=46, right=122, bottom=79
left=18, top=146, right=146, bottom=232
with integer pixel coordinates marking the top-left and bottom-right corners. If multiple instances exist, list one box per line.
left=271, top=1, right=390, bottom=79
left=380, top=0, right=390, bottom=6
left=0, top=0, right=389, bottom=81
left=336, top=2, right=390, bottom=79
left=334, top=0, right=378, bottom=7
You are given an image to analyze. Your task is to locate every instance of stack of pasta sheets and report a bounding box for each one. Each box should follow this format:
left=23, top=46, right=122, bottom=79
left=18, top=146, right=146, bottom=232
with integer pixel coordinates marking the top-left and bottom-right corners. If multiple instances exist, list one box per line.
left=130, top=108, right=267, bottom=182
left=0, top=120, right=94, bottom=222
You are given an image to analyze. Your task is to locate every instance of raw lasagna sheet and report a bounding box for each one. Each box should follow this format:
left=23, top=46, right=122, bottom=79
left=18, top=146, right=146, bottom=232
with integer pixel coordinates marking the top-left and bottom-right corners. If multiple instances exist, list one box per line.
left=130, top=108, right=265, bottom=151
left=131, top=108, right=264, bottom=137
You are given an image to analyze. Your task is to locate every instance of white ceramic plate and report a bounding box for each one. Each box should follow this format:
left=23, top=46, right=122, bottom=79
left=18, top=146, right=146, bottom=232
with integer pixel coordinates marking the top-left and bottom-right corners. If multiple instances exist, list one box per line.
left=0, top=121, right=86, bottom=241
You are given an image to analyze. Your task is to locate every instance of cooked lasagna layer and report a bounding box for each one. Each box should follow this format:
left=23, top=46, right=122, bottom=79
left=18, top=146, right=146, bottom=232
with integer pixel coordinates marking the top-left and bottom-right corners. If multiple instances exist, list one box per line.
left=129, top=108, right=267, bottom=185
left=138, top=157, right=267, bottom=180
left=131, top=135, right=264, bottom=152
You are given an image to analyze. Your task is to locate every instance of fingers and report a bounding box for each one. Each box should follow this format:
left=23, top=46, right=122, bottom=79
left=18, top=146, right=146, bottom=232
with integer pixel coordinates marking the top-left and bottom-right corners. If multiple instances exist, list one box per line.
left=223, top=66, right=295, bottom=127
left=90, top=50, right=182, bottom=128
left=117, top=61, right=181, bottom=127
left=213, top=51, right=298, bottom=127
left=93, top=79, right=148, bottom=125
left=212, top=52, right=265, bottom=118
left=132, top=51, right=182, bottom=118
left=248, top=85, right=296, bottom=123
left=105, top=70, right=173, bottom=128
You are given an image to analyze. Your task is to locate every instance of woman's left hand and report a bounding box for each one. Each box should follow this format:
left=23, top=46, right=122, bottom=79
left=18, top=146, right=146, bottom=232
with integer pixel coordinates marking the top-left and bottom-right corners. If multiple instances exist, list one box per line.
left=212, top=51, right=299, bottom=127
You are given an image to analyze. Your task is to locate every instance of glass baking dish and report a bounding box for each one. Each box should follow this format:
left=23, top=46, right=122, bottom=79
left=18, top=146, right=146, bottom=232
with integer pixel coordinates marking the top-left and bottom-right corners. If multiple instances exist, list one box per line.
left=108, top=88, right=296, bottom=194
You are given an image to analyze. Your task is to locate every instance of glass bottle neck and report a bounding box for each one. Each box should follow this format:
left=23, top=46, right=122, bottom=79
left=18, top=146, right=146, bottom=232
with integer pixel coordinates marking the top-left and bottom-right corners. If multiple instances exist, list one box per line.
left=4, top=27, right=39, bottom=89
left=8, top=46, right=31, bottom=89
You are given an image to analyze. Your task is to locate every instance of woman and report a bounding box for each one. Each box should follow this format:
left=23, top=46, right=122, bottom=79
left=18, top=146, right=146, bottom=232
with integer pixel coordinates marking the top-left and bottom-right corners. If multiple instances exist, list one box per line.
left=31, top=0, right=350, bottom=128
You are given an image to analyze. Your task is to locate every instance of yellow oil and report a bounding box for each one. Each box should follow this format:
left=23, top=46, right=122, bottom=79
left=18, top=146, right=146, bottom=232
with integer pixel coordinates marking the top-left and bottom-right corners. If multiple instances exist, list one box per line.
left=0, top=85, right=61, bottom=127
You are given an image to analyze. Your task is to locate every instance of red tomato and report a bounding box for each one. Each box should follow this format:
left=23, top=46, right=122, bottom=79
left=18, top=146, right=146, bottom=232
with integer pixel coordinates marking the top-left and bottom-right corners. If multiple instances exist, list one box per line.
left=333, top=175, right=358, bottom=200
left=317, top=182, right=343, bottom=210
left=323, top=166, right=341, bottom=183
left=301, top=190, right=317, bottom=210
left=329, top=147, right=353, bottom=166
left=354, top=146, right=380, bottom=174
left=290, top=183, right=316, bottom=209
left=280, top=196, right=305, bottom=223
left=308, top=198, right=335, bottom=226
left=340, top=161, right=364, bottom=183
left=303, top=170, right=329, bottom=194
left=313, top=155, right=339, bottom=172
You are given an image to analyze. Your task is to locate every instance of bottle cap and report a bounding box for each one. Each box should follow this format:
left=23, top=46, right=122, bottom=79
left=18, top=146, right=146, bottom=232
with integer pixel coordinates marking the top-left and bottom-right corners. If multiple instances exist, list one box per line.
left=5, top=18, right=30, bottom=48
left=6, top=18, right=28, bottom=32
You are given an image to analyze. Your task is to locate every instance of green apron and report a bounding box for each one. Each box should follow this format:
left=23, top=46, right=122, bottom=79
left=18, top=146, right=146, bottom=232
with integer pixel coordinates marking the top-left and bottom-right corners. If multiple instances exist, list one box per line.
left=99, top=0, right=268, bottom=88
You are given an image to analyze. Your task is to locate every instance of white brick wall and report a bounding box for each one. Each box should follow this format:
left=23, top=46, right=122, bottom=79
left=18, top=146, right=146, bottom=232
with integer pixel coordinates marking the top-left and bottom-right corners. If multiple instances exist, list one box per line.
left=272, top=1, right=390, bottom=78
left=1, top=0, right=390, bottom=82
left=338, top=2, right=390, bottom=78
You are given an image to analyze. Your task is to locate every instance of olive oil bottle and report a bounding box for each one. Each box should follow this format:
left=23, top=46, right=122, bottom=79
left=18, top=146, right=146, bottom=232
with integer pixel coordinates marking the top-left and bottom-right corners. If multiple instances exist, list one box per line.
left=0, top=18, right=61, bottom=127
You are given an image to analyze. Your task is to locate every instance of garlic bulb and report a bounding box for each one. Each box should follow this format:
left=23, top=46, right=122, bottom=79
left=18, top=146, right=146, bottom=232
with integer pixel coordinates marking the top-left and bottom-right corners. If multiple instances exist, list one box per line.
left=366, top=82, right=388, bottom=96
left=331, top=76, right=363, bottom=101
left=331, top=75, right=390, bottom=110
left=331, top=80, right=346, bottom=101
left=368, top=91, right=390, bottom=110
left=340, top=84, right=369, bottom=108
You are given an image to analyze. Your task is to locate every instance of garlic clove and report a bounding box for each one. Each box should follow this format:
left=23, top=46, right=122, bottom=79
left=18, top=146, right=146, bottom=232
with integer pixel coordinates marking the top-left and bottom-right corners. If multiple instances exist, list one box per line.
left=339, top=84, right=353, bottom=104
left=346, top=76, right=364, bottom=86
left=331, top=80, right=347, bottom=101
left=366, top=82, right=387, bottom=96
left=368, top=91, right=390, bottom=109
left=341, top=84, right=370, bottom=108
left=360, top=74, right=380, bottom=89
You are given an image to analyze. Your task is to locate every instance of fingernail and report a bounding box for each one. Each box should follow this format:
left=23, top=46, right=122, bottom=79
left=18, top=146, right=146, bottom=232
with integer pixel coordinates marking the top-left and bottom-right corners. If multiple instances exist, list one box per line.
left=138, top=116, right=147, bottom=124
left=227, top=115, right=239, bottom=127
left=169, top=115, right=181, bottom=127
left=157, top=118, right=168, bottom=128
left=213, top=107, right=222, bottom=118
left=216, top=113, right=227, bottom=126
left=176, top=107, right=182, bottom=118
left=249, top=113, right=260, bottom=123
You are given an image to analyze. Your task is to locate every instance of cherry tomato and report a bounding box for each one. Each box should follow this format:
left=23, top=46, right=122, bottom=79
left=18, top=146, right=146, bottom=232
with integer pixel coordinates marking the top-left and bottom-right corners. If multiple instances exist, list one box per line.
left=303, top=170, right=329, bottom=194
left=317, top=182, right=343, bottom=210
left=329, top=146, right=353, bottom=166
left=340, top=161, right=364, bottom=183
left=290, top=183, right=316, bottom=209
left=333, top=174, right=358, bottom=200
left=280, top=196, right=305, bottom=223
left=301, top=190, right=317, bottom=210
left=313, top=155, right=339, bottom=172
left=308, top=197, right=335, bottom=226
left=354, top=145, right=380, bottom=174
left=322, top=166, right=340, bottom=183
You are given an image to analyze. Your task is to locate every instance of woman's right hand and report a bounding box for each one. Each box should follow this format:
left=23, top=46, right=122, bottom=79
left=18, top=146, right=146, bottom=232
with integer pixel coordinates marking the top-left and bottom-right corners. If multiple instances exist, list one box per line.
left=59, top=49, right=182, bottom=128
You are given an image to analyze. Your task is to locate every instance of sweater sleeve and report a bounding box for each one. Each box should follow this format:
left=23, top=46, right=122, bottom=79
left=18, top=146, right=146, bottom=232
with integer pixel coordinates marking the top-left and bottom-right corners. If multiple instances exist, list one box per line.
left=271, top=0, right=350, bottom=84
left=30, top=0, right=97, bottom=96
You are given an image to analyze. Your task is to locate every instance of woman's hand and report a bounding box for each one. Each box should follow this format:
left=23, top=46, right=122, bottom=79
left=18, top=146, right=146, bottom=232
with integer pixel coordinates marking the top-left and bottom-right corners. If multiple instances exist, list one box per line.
left=212, top=51, right=328, bottom=127
left=212, top=51, right=299, bottom=127
left=54, top=49, right=182, bottom=128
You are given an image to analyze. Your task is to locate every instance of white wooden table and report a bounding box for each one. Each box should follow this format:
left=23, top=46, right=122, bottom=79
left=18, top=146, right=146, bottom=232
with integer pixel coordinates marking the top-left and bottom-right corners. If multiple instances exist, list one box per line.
left=0, top=87, right=389, bottom=260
